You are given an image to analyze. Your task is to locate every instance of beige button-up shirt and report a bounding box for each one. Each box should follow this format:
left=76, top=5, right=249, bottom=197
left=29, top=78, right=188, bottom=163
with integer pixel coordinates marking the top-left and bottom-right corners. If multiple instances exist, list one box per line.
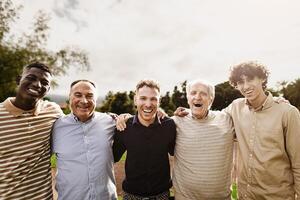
left=225, top=93, right=300, bottom=200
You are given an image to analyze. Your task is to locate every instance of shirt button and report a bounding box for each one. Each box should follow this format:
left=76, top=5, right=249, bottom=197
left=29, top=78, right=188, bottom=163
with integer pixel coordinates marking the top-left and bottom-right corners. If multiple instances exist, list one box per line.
left=250, top=154, right=253, bottom=157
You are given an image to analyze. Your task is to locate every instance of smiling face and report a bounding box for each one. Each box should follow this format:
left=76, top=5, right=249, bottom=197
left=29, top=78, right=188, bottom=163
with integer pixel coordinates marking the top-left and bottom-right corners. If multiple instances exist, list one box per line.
left=235, top=75, right=267, bottom=107
left=14, top=67, right=52, bottom=109
left=187, top=82, right=213, bottom=119
left=69, top=81, right=97, bottom=122
left=134, top=85, right=160, bottom=127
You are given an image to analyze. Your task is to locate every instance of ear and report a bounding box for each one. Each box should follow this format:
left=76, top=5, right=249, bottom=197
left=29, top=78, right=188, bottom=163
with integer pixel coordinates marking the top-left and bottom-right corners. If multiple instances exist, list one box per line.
left=15, top=75, right=21, bottom=85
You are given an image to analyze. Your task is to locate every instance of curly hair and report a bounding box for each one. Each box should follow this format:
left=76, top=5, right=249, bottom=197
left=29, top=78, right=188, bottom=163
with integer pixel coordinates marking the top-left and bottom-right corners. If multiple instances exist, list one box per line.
left=229, top=61, right=270, bottom=90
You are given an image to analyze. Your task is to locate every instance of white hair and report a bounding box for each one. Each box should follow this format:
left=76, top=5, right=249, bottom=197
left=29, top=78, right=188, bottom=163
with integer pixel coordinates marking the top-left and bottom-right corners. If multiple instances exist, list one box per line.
left=186, top=79, right=215, bottom=101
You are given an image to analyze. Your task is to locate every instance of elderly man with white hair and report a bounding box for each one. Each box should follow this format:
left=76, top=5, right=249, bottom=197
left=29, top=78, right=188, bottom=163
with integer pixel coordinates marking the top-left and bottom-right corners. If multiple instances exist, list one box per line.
left=172, top=79, right=235, bottom=200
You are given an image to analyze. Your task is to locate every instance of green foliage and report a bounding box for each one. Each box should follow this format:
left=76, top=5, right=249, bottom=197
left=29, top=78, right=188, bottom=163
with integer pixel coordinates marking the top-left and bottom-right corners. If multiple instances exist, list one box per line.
left=171, top=81, right=188, bottom=108
left=98, top=91, right=135, bottom=115
left=0, top=0, right=90, bottom=101
left=231, top=183, right=237, bottom=200
left=212, top=81, right=242, bottom=110
left=160, top=91, right=176, bottom=116
left=280, top=79, right=300, bottom=109
left=50, top=154, right=57, bottom=168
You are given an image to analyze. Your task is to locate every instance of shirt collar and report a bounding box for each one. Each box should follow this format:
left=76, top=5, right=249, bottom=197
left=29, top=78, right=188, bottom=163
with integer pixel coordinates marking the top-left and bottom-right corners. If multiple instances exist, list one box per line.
left=71, top=112, right=95, bottom=123
left=132, top=113, right=161, bottom=127
left=3, top=97, right=43, bottom=117
left=188, top=109, right=215, bottom=121
left=245, top=92, right=273, bottom=111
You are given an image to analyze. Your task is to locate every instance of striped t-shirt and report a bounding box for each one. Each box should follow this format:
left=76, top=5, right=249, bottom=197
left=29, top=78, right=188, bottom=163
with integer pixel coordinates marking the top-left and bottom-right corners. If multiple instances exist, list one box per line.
left=172, top=110, right=234, bottom=200
left=0, top=98, right=62, bottom=200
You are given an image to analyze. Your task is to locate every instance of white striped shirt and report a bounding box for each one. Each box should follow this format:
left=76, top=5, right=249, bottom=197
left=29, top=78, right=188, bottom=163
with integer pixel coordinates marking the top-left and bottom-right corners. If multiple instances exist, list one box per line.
left=0, top=97, right=62, bottom=200
left=172, top=110, right=234, bottom=200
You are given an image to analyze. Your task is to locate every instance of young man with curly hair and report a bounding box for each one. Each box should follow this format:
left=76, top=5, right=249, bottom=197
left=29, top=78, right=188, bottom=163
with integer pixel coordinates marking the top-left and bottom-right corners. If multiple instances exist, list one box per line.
left=226, top=61, right=300, bottom=199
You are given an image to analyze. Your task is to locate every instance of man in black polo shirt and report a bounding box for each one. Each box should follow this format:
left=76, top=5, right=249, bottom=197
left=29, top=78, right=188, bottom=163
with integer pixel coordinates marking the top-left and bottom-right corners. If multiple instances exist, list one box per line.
left=113, top=79, right=176, bottom=200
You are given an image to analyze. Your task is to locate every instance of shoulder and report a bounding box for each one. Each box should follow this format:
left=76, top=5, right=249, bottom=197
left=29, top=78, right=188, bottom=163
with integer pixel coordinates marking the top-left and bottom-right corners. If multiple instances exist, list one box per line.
left=53, top=114, right=72, bottom=127
left=231, top=98, right=245, bottom=105
left=160, top=116, right=176, bottom=127
left=274, top=102, right=299, bottom=115
left=211, top=110, right=231, bottom=119
left=41, top=100, right=63, bottom=115
left=93, top=112, right=116, bottom=126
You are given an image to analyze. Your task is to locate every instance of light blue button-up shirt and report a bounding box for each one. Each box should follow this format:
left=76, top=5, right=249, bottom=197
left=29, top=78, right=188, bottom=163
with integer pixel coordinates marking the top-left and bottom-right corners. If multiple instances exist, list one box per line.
left=52, top=112, right=117, bottom=200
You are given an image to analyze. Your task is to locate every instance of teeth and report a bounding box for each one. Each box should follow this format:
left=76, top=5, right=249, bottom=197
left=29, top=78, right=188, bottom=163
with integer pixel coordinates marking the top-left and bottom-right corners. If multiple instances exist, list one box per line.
left=143, top=109, right=152, bottom=113
left=28, top=88, right=39, bottom=95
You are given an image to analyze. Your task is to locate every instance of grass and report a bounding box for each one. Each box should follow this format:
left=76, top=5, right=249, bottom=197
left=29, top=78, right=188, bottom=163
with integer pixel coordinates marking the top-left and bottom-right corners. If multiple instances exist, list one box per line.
left=231, top=182, right=238, bottom=200
left=50, top=154, right=57, bottom=168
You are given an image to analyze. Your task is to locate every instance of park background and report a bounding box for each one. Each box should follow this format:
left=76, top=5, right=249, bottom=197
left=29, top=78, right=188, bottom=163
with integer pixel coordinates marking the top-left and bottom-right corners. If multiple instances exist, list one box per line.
left=1, top=0, right=300, bottom=199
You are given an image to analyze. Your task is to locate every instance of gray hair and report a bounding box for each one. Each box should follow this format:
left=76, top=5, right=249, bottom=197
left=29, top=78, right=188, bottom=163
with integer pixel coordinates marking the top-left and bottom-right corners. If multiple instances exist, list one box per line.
left=186, top=79, right=215, bottom=102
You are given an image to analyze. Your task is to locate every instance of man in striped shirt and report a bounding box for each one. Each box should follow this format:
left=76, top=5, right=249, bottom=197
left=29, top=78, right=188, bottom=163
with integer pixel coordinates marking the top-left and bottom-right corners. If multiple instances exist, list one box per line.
left=0, top=62, right=62, bottom=200
left=172, top=79, right=234, bottom=200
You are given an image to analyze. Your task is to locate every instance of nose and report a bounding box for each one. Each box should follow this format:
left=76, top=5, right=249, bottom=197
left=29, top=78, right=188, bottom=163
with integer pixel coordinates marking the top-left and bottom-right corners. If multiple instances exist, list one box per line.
left=242, top=80, right=250, bottom=90
left=194, top=93, right=202, bottom=100
left=32, top=80, right=42, bottom=88
left=80, top=96, right=88, bottom=103
left=145, top=99, right=152, bottom=107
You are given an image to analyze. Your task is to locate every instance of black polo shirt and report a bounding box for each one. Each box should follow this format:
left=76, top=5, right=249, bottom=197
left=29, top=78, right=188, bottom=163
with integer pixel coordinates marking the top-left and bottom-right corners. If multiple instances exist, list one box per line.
left=113, top=115, right=176, bottom=196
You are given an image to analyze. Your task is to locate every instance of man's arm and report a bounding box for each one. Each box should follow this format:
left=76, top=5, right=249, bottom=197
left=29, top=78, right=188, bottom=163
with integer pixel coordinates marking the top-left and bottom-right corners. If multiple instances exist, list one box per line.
left=168, top=120, right=177, bottom=156
left=112, top=129, right=126, bottom=162
left=285, top=107, right=300, bottom=196
left=173, top=107, right=189, bottom=117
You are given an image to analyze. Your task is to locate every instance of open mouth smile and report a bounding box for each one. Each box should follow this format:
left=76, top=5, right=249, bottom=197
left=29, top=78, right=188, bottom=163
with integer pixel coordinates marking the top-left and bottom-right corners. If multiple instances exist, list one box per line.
left=143, top=109, right=153, bottom=114
left=194, top=103, right=203, bottom=108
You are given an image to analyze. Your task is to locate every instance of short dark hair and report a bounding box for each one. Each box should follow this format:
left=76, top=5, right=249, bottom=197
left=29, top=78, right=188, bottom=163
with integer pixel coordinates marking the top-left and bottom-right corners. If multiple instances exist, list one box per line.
left=24, top=62, right=52, bottom=75
left=229, top=61, right=270, bottom=90
left=135, top=79, right=160, bottom=93
left=70, top=79, right=96, bottom=89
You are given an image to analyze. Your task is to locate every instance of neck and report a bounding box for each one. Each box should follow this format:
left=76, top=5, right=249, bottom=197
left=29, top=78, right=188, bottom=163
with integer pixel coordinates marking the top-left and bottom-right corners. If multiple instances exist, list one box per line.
left=137, top=115, right=156, bottom=127
left=248, top=93, right=268, bottom=109
left=12, top=97, right=38, bottom=111
left=192, top=110, right=209, bottom=119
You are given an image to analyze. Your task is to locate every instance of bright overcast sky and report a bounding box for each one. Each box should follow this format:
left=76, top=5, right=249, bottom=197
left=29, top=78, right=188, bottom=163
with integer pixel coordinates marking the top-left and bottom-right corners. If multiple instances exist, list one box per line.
left=12, top=0, right=300, bottom=96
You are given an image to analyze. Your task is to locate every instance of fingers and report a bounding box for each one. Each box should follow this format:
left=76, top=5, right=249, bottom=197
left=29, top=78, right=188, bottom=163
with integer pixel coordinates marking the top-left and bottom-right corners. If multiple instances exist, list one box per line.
left=157, top=108, right=167, bottom=119
left=174, top=107, right=188, bottom=117
left=116, top=113, right=131, bottom=131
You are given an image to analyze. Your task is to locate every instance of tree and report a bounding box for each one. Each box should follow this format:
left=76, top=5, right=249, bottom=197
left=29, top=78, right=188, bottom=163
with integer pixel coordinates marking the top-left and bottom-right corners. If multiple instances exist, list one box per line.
left=171, top=81, right=188, bottom=108
left=160, top=91, right=175, bottom=116
left=0, top=0, right=90, bottom=101
left=98, top=91, right=135, bottom=114
left=281, top=79, right=300, bottom=109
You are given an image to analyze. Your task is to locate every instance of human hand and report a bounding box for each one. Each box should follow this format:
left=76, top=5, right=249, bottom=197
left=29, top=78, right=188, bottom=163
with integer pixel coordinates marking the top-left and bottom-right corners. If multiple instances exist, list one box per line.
left=174, top=107, right=189, bottom=117
left=274, top=96, right=290, bottom=104
left=157, top=108, right=168, bottom=119
left=116, top=113, right=132, bottom=131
